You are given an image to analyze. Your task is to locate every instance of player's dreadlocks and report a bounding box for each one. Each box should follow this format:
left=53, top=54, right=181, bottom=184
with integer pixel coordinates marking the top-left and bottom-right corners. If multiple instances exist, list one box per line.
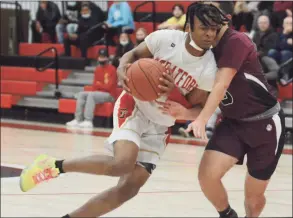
left=183, top=2, right=230, bottom=32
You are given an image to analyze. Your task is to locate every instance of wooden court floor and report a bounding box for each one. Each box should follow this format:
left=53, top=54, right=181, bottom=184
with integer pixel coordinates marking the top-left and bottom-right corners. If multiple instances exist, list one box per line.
left=1, top=119, right=292, bottom=217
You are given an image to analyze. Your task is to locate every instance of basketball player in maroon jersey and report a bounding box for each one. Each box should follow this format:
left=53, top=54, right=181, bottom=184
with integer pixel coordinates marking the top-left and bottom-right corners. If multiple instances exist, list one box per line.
left=183, top=2, right=286, bottom=218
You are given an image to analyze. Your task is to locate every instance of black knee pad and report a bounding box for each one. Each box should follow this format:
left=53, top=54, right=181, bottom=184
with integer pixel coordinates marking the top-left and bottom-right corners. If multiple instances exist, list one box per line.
left=137, top=162, right=156, bottom=174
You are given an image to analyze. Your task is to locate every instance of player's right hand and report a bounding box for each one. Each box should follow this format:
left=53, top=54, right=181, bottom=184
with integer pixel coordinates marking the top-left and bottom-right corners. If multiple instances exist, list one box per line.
left=117, top=64, right=131, bottom=93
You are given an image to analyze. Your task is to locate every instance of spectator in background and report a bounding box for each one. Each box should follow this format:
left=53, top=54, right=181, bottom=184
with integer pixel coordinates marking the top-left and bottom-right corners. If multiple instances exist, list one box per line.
left=63, top=4, right=104, bottom=59
left=81, top=1, right=105, bottom=24
left=158, top=4, right=186, bottom=31
left=232, top=1, right=254, bottom=32
left=135, top=27, right=147, bottom=46
left=253, top=15, right=278, bottom=57
left=112, top=32, right=134, bottom=68
left=268, top=16, right=293, bottom=64
left=56, top=1, right=81, bottom=44
left=66, top=48, right=117, bottom=129
left=31, top=1, right=61, bottom=43
left=103, top=1, right=134, bottom=46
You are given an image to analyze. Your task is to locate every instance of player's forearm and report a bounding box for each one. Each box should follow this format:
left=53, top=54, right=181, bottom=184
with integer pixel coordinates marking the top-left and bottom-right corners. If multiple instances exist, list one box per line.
left=197, top=83, right=226, bottom=122
left=117, top=51, right=136, bottom=70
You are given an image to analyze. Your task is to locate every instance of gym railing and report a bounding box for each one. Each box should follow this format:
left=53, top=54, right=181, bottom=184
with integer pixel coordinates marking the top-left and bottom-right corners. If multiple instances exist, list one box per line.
left=35, top=47, right=61, bottom=98
left=134, top=1, right=156, bottom=32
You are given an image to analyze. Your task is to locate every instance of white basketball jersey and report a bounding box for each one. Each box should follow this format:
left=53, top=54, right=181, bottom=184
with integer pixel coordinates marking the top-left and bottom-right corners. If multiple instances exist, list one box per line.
left=135, top=29, right=218, bottom=127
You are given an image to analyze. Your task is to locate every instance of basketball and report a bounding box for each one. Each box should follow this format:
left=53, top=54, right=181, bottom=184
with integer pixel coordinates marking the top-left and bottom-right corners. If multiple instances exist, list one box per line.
left=126, top=58, right=166, bottom=101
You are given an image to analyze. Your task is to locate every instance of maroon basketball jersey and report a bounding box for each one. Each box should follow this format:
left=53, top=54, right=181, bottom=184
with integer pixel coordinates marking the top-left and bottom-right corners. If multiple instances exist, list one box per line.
left=212, top=28, right=277, bottom=120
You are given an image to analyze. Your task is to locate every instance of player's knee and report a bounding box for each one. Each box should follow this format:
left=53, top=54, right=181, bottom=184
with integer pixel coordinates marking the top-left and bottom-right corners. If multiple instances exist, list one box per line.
left=245, top=194, right=266, bottom=210
left=108, top=159, right=136, bottom=176
left=198, top=165, right=221, bottom=186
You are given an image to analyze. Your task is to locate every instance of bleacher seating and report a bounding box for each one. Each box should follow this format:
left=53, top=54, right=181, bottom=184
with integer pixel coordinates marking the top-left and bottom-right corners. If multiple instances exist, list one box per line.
left=0, top=94, right=21, bottom=109
left=19, top=43, right=64, bottom=57
left=1, top=80, right=43, bottom=96
left=1, top=67, right=70, bottom=83
left=278, top=83, right=293, bottom=100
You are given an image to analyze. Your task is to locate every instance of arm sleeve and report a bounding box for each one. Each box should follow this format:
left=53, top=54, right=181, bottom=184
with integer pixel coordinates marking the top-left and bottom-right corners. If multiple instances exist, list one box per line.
left=106, top=6, right=114, bottom=24
left=217, top=37, right=251, bottom=71
left=144, top=30, right=168, bottom=55
left=111, top=3, right=132, bottom=27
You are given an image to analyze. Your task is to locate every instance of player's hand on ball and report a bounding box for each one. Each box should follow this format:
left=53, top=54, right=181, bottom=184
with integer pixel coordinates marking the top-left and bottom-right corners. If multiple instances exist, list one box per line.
left=158, top=69, right=175, bottom=96
left=185, top=118, right=208, bottom=141
left=157, top=100, right=187, bottom=119
left=117, top=64, right=131, bottom=93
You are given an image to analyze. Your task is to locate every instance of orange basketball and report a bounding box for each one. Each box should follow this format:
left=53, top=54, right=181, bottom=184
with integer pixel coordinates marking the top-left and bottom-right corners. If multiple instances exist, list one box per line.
left=126, top=58, right=166, bottom=101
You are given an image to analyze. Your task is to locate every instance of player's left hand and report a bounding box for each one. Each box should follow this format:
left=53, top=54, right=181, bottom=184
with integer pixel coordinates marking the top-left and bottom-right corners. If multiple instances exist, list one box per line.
left=157, top=100, right=187, bottom=119
left=185, top=118, right=208, bottom=141
left=158, top=69, right=175, bottom=96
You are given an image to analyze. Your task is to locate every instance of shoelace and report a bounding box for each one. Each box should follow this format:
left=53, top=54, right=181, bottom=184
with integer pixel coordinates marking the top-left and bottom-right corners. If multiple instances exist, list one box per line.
left=32, top=168, right=56, bottom=184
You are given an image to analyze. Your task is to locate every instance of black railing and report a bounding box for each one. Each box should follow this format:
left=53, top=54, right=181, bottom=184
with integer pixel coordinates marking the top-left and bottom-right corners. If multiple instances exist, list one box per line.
left=134, top=1, right=156, bottom=32
left=35, top=47, right=62, bottom=98
left=0, top=1, right=24, bottom=54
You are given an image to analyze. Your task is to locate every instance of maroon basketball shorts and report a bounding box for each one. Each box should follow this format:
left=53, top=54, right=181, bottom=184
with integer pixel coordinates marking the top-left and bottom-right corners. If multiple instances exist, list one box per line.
left=206, top=110, right=285, bottom=180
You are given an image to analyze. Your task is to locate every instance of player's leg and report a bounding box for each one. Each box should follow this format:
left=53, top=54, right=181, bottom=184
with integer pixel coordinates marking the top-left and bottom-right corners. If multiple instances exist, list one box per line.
left=244, top=112, right=285, bottom=217
left=62, top=140, right=138, bottom=176
left=79, top=91, right=115, bottom=127
left=198, top=120, right=244, bottom=217
left=65, top=163, right=151, bottom=217
left=19, top=139, right=139, bottom=192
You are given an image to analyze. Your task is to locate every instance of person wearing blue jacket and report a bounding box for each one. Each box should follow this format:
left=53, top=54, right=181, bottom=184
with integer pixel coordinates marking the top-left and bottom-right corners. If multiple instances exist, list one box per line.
left=103, top=1, right=135, bottom=45
left=268, top=16, right=293, bottom=64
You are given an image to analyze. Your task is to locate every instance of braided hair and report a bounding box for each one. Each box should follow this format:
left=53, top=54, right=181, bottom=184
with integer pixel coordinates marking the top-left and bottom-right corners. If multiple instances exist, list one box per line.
left=183, top=2, right=230, bottom=32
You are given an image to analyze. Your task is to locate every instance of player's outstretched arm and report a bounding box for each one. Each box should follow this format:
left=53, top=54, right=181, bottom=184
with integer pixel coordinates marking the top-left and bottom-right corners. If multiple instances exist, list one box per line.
left=187, top=67, right=237, bottom=139
left=117, top=42, right=153, bottom=92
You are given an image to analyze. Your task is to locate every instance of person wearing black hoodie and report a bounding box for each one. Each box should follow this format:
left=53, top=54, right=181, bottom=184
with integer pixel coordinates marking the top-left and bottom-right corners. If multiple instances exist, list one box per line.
left=63, top=4, right=104, bottom=59
left=32, top=1, right=61, bottom=43
left=252, top=15, right=279, bottom=57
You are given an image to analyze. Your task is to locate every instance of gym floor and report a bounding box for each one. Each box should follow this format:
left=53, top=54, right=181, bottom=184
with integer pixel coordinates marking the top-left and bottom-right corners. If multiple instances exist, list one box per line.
left=1, top=119, right=292, bottom=217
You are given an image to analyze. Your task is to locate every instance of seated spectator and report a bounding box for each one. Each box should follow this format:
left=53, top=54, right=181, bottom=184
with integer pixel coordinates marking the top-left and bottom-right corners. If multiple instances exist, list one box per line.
left=135, top=27, right=147, bottom=46
left=112, top=32, right=134, bottom=68
left=103, top=1, right=135, bottom=46
left=158, top=4, right=186, bottom=31
left=31, top=1, right=61, bottom=43
left=56, top=1, right=81, bottom=44
left=66, top=48, right=117, bottom=128
left=253, top=15, right=278, bottom=57
left=81, top=1, right=105, bottom=23
left=268, top=16, right=293, bottom=64
left=63, top=4, right=104, bottom=59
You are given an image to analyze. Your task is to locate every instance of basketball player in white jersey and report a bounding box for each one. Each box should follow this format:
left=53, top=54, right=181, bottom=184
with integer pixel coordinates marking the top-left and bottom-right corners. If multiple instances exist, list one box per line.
left=20, top=4, right=223, bottom=217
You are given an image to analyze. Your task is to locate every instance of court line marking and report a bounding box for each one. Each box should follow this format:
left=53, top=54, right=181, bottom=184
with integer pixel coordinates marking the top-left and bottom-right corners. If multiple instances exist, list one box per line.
left=1, top=121, right=292, bottom=155
left=2, top=189, right=292, bottom=197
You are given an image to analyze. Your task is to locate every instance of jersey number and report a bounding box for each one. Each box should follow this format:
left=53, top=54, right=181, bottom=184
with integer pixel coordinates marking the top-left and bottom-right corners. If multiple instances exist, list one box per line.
left=221, top=91, right=233, bottom=106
